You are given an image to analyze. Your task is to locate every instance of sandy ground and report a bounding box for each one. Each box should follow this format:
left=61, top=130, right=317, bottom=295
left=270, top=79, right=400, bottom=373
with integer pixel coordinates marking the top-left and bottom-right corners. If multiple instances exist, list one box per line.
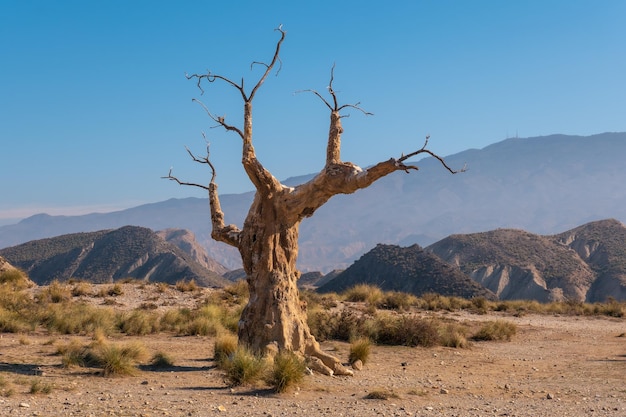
left=0, top=286, right=625, bottom=416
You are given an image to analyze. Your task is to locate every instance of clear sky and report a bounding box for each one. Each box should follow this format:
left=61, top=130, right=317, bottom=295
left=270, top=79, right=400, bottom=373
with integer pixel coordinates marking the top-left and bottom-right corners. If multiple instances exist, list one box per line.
left=1, top=0, right=625, bottom=224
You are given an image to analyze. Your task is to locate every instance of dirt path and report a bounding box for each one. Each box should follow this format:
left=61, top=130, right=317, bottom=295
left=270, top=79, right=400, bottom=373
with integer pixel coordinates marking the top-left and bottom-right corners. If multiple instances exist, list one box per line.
left=1, top=311, right=624, bottom=416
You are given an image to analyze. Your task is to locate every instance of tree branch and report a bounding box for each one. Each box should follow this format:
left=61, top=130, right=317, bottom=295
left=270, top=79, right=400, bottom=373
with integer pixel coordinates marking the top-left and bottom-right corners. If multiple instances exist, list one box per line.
left=296, top=65, right=373, bottom=117
left=248, top=25, right=285, bottom=102
left=192, top=98, right=244, bottom=139
left=163, top=139, right=241, bottom=247
left=397, top=135, right=467, bottom=174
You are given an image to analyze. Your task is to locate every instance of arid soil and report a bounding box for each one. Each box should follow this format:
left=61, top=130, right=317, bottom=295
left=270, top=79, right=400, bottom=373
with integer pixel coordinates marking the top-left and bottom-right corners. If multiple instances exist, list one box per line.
left=1, top=285, right=625, bottom=416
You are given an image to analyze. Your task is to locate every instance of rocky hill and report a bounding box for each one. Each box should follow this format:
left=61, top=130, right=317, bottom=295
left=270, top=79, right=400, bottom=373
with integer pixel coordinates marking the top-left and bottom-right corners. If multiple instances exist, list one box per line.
left=317, top=244, right=496, bottom=299
left=552, top=219, right=626, bottom=301
left=156, top=228, right=229, bottom=276
left=426, top=219, right=626, bottom=302
left=0, top=226, right=229, bottom=287
left=1, top=133, right=626, bottom=273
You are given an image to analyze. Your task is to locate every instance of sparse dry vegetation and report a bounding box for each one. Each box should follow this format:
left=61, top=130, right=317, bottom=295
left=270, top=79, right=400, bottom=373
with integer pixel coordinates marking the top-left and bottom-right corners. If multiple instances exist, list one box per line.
left=472, top=320, right=517, bottom=341
left=0, top=277, right=623, bottom=414
left=349, top=338, right=372, bottom=365
left=266, top=351, right=307, bottom=393
left=220, top=346, right=267, bottom=387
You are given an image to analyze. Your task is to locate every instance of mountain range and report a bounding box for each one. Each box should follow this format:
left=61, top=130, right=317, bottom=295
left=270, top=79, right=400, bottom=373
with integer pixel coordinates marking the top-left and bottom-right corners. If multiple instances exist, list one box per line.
left=317, top=243, right=496, bottom=299
left=1, top=132, right=625, bottom=273
left=2, top=219, right=625, bottom=302
left=0, top=226, right=228, bottom=287
left=426, top=218, right=626, bottom=302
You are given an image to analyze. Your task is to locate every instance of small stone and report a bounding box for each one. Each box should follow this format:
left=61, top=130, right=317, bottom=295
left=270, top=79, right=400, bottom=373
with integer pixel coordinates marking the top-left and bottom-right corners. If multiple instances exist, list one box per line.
left=440, top=388, right=449, bottom=394
left=19, top=402, right=30, bottom=408
left=217, top=405, right=226, bottom=412
left=547, top=393, right=554, bottom=399
left=351, top=360, right=363, bottom=370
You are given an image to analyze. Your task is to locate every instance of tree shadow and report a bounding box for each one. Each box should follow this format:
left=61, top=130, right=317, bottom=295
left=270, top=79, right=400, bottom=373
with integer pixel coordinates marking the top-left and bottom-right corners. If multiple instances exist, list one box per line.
left=138, top=363, right=216, bottom=373
left=179, top=386, right=277, bottom=397
left=0, top=362, right=47, bottom=376
left=593, top=354, right=626, bottom=363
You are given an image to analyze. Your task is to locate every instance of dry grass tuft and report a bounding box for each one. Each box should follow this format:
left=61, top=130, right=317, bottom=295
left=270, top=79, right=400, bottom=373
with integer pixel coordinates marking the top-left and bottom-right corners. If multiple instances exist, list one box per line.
left=472, top=320, right=517, bottom=341
left=266, top=351, right=306, bottom=393
left=349, top=338, right=372, bottom=365
left=221, top=346, right=267, bottom=387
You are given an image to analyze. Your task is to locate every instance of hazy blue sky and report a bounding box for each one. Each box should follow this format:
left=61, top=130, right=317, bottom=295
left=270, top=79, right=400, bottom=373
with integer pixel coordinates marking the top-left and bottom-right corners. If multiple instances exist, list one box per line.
left=1, top=0, right=625, bottom=224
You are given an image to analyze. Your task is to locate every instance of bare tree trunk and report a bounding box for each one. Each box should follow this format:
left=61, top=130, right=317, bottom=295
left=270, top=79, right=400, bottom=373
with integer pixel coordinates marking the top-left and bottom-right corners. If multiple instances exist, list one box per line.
left=165, top=27, right=463, bottom=377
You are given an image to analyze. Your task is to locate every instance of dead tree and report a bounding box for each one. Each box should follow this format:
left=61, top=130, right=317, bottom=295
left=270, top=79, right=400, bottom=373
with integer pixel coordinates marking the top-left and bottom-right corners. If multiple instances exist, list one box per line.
left=165, top=27, right=464, bottom=376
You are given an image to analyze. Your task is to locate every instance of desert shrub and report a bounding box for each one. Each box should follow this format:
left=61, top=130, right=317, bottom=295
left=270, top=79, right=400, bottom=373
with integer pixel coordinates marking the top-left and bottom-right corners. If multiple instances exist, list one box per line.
left=29, top=379, right=53, bottom=394
left=96, top=284, right=124, bottom=297
left=0, top=282, right=34, bottom=312
left=471, top=297, right=490, bottom=313
left=175, top=279, right=199, bottom=292
left=0, top=373, right=15, bottom=397
left=108, top=284, right=124, bottom=296
left=308, top=308, right=370, bottom=342
left=379, top=291, right=418, bottom=311
left=42, top=303, right=117, bottom=335
left=36, top=280, right=72, bottom=304
left=0, top=307, right=34, bottom=333
left=0, top=268, right=31, bottom=289
left=60, top=338, right=149, bottom=377
left=213, top=280, right=249, bottom=305
left=420, top=293, right=454, bottom=311
left=439, top=323, right=469, bottom=348
left=349, top=338, right=372, bottom=365
left=71, top=282, right=92, bottom=297
left=154, top=282, right=169, bottom=293
left=307, top=308, right=338, bottom=342
left=333, top=310, right=366, bottom=341
left=221, top=346, right=267, bottom=387
left=507, top=300, right=544, bottom=315
left=187, top=316, right=223, bottom=336
left=373, top=314, right=440, bottom=347
left=448, top=296, right=473, bottom=310
left=399, top=316, right=442, bottom=347
left=300, top=290, right=339, bottom=310
left=150, top=351, right=175, bottom=368
left=117, top=309, right=161, bottom=335
left=94, top=341, right=147, bottom=376
left=266, top=351, right=306, bottom=393
left=472, top=320, right=517, bottom=341
left=162, top=307, right=228, bottom=335
left=343, top=284, right=383, bottom=306
left=214, top=333, right=238, bottom=367
left=597, top=298, right=625, bottom=317
left=57, top=338, right=88, bottom=368
left=221, top=304, right=244, bottom=333
left=158, top=308, right=188, bottom=333
left=164, top=303, right=239, bottom=336
left=138, top=302, right=159, bottom=310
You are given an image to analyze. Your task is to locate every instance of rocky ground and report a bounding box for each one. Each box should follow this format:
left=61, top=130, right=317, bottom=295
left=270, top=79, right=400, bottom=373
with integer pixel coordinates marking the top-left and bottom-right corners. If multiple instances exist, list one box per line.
left=0, top=285, right=625, bottom=416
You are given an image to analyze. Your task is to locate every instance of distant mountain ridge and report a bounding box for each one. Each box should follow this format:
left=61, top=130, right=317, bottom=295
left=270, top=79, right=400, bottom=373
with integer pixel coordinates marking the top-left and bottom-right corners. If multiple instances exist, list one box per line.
left=426, top=219, right=626, bottom=302
left=0, top=226, right=229, bottom=287
left=317, top=243, right=496, bottom=299
left=1, top=132, right=625, bottom=273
